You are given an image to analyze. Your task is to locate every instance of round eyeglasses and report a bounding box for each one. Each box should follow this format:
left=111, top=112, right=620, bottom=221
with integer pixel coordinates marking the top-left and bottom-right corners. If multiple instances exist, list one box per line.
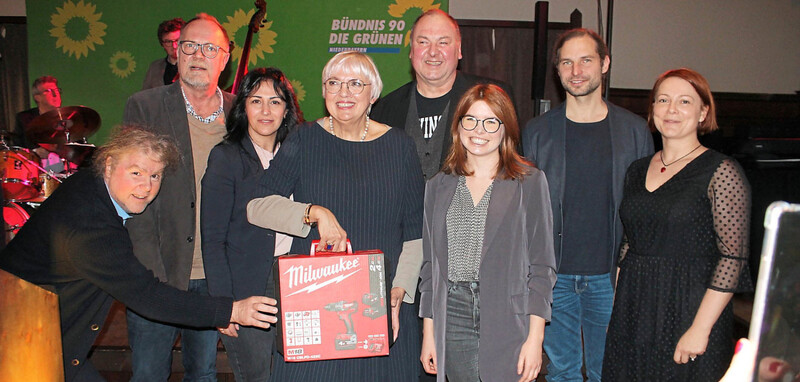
left=179, top=41, right=228, bottom=59
left=459, top=115, right=504, bottom=133
left=324, top=79, right=370, bottom=95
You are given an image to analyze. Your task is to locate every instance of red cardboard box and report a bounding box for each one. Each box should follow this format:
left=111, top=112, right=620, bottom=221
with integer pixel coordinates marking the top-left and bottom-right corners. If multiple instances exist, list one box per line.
left=274, top=243, right=391, bottom=362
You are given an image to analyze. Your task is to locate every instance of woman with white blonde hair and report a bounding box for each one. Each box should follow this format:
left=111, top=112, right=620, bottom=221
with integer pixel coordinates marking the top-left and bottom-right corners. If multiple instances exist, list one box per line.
left=247, top=51, right=425, bottom=381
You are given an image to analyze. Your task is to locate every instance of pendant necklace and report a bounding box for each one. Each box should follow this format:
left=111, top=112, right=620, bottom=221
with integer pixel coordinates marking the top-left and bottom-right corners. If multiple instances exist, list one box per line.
left=660, top=144, right=702, bottom=172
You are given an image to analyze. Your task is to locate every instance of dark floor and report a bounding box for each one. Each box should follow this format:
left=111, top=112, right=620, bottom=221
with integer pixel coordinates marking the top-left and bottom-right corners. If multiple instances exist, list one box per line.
left=90, top=295, right=753, bottom=381
left=91, top=302, right=235, bottom=381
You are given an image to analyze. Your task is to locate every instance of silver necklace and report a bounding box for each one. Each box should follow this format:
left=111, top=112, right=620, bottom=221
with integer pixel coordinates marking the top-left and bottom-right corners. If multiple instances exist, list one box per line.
left=328, top=116, right=369, bottom=142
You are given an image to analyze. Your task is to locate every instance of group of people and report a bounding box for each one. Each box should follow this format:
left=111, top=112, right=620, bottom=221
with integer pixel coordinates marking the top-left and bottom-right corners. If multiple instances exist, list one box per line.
left=0, top=7, right=752, bottom=382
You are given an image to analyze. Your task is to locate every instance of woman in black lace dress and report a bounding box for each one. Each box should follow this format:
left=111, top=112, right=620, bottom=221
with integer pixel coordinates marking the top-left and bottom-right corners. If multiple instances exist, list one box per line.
left=603, top=68, right=752, bottom=381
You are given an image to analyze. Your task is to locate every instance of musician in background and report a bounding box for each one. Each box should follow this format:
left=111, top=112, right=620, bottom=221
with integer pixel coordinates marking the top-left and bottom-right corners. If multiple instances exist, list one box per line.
left=13, top=75, right=73, bottom=173
left=142, top=18, right=185, bottom=90
left=14, top=76, right=61, bottom=150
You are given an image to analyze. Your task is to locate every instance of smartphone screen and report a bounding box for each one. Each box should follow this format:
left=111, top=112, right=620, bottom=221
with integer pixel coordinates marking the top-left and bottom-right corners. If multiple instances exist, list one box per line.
left=748, top=201, right=800, bottom=381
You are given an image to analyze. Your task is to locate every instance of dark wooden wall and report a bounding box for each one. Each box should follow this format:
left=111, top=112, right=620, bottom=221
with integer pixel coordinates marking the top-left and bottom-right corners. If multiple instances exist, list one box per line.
left=609, top=88, right=800, bottom=151
left=457, top=18, right=579, bottom=124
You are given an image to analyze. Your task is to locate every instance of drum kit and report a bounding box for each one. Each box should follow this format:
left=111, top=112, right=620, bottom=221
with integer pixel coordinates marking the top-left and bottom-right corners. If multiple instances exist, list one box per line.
left=1, top=106, right=100, bottom=243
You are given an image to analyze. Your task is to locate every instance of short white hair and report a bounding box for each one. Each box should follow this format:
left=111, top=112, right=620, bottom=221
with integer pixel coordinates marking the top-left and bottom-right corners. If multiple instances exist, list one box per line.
left=321, top=51, right=383, bottom=100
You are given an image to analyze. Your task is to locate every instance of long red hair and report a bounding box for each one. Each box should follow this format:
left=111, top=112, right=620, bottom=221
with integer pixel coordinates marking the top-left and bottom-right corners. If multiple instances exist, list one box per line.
left=442, top=84, right=532, bottom=179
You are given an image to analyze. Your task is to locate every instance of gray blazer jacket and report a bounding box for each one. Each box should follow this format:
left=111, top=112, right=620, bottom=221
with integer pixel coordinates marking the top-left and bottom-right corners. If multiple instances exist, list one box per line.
left=123, top=82, right=234, bottom=289
left=142, top=57, right=167, bottom=90
left=419, top=168, right=557, bottom=382
left=521, top=101, right=653, bottom=283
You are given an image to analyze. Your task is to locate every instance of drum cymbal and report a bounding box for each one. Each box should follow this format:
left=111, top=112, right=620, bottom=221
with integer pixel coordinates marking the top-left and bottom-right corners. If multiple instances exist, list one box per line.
left=26, top=106, right=101, bottom=145
left=56, top=142, right=96, bottom=165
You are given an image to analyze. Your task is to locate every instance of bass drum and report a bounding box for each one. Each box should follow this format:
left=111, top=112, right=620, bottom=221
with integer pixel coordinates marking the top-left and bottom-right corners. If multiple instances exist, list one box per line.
left=1, top=147, right=41, bottom=202
left=4, top=202, right=32, bottom=244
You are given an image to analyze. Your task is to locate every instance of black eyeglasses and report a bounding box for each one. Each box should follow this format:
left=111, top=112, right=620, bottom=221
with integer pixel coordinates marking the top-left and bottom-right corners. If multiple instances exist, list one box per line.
left=459, top=115, right=503, bottom=133
left=179, top=41, right=228, bottom=59
left=324, top=79, right=370, bottom=95
left=161, top=39, right=179, bottom=47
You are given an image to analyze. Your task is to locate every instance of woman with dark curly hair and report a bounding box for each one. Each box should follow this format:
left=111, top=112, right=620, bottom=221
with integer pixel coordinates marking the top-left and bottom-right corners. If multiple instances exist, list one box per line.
left=201, top=67, right=303, bottom=381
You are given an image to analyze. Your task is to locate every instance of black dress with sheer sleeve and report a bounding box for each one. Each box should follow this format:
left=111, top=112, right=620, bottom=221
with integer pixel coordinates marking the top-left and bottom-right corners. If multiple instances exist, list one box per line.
left=603, top=149, right=752, bottom=381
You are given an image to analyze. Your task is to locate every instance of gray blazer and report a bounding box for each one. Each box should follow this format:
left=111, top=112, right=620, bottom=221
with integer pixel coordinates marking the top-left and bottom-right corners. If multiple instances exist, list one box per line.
left=522, top=102, right=653, bottom=283
left=141, top=57, right=167, bottom=90
left=419, top=168, right=557, bottom=382
left=122, top=82, right=234, bottom=289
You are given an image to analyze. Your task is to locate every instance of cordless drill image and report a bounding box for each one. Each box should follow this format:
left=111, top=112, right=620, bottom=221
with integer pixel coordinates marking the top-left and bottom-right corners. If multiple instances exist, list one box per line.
left=361, top=293, right=386, bottom=319
left=324, top=301, right=358, bottom=350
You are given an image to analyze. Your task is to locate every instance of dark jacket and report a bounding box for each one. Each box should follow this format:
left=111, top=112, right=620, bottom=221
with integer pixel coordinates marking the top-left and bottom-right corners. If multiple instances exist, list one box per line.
left=371, top=72, right=513, bottom=170
left=13, top=107, right=39, bottom=149
left=0, top=170, right=233, bottom=381
left=419, top=168, right=557, bottom=382
left=123, top=82, right=234, bottom=290
left=521, top=101, right=654, bottom=282
left=201, top=138, right=276, bottom=299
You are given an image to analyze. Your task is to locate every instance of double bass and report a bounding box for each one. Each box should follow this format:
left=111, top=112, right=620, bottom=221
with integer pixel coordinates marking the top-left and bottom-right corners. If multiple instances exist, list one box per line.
left=231, top=0, right=267, bottom=94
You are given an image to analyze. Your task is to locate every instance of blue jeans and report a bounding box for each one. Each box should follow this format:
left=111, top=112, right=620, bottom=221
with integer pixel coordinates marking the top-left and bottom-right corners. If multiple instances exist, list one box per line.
left=543, top=273, right=613, bottom=382
left=127, top=279, right=219, bottom=382
left=445, top=281, right=481, bottom=382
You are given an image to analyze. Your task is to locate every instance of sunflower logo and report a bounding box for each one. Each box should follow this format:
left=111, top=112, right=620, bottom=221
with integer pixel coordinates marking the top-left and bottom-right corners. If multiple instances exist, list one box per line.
left=109, top=51, right=136, bottom=78
left=49, top=0, right=107, bottom=59
left=290, top=79, right=306, bottom=102
left=387, top=0, right=441, bottom=46
left=221, top=9, right=278, bottom=67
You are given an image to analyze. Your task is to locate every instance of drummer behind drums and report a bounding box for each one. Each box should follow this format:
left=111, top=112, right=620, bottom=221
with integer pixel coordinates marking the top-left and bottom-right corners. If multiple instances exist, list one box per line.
left=14, top=76, right=61, bottom=152
left=13, top=75, right=77, bottom=174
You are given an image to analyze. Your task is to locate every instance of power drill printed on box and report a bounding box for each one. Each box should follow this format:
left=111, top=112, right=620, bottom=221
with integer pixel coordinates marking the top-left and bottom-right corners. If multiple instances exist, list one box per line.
left=274, top=247, right=392, bottom=362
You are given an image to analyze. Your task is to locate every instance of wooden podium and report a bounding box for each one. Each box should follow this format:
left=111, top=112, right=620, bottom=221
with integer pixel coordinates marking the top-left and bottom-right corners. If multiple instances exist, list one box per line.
left=0, top=269, right=64, bottom=380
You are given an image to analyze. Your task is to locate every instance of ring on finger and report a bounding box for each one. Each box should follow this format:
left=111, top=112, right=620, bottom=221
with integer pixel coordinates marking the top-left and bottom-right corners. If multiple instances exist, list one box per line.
left=689, top=355, right=696, bottom=362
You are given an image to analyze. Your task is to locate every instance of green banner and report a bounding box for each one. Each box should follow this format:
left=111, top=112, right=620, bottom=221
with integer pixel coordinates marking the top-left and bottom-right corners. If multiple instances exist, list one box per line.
left=26, top=0, right=448, bottom=144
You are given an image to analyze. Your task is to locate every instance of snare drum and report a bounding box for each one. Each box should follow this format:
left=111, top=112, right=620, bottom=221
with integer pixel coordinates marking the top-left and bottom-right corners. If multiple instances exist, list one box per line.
left=4, top=202, right=31, bottom=244
left=39, top=173, right=64, bottom=198
left=1, top=147, right=41, bottom=202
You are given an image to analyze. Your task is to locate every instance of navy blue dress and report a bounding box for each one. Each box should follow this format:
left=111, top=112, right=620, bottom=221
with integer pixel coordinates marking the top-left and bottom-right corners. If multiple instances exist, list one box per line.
left=260, top=121, right=425, bottom=381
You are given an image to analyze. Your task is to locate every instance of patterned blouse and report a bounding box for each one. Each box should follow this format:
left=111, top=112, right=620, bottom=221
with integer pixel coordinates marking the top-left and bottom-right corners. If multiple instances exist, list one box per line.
left=446, top=176, right=494, bottom=281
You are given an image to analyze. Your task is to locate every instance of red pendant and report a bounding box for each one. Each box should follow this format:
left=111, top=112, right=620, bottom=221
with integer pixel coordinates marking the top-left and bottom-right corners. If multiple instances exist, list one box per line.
left=661, top=167, right=666, bottom=173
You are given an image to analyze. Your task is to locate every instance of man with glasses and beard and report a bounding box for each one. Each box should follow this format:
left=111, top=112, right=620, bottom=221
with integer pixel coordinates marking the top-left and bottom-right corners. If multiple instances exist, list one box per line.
left=123, top=13, right=234, bottom=381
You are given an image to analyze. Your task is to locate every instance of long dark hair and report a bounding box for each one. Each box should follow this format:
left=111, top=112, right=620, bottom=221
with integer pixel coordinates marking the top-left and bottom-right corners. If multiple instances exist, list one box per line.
left=442, top=83, right=532, bottom=180
left=226, top=67, right=304, bottom=149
